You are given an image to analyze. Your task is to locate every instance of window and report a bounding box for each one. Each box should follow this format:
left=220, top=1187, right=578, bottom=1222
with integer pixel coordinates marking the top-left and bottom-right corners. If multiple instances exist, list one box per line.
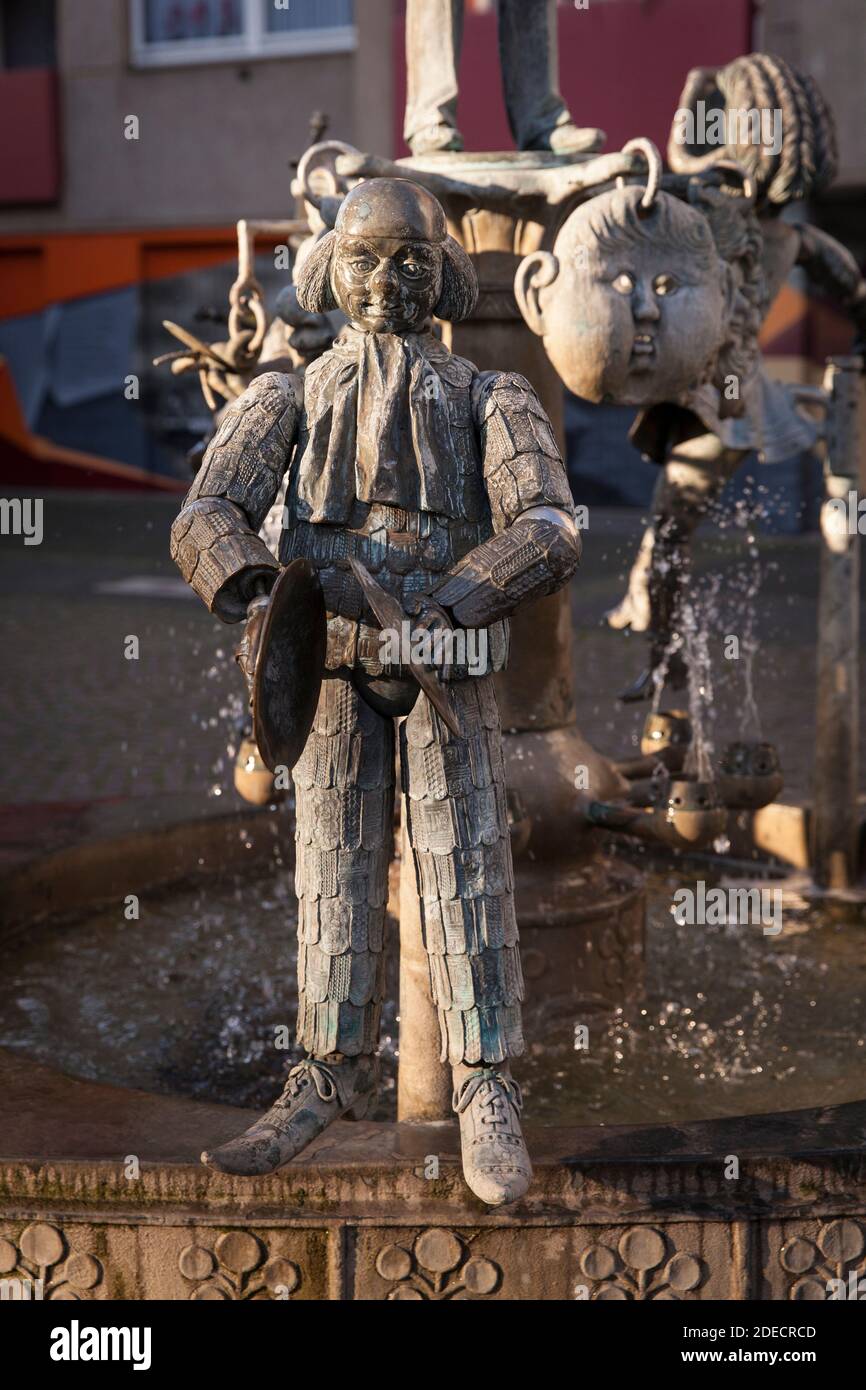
left=130, top=0, right=355, bottom=67
left=0, top=0, right=56, bottom=68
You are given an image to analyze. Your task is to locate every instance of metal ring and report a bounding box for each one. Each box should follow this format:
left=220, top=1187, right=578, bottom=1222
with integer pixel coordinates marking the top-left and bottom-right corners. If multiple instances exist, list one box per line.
left=296, top=139, right=358, bottom=206
left=621, top=138, right=663, bottom=210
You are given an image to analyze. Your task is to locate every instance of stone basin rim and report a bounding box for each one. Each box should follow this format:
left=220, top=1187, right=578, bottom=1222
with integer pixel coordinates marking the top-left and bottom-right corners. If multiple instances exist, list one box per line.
left=3, top=1047, right=865, bottom=1175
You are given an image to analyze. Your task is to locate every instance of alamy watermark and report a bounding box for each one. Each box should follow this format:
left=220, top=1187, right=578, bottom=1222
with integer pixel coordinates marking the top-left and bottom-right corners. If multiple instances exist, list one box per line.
left=672, top=880, right=782, bottom=936
left=379, top=619, right=487, bottom=676
left=823, top=489, right=866, bottom=535
left=50, top=1321, right=152, bottom=1370
left=1, top=1275, right=44, bottom=1300
left=671, top=101, right=783, bottom=156
left=827, top=1271, right=866, bottom=1300
left=0, top=497, right=43, bottom=545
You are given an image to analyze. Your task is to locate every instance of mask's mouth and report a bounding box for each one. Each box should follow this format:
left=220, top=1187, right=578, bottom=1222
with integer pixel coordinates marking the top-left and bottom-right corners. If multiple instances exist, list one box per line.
left=630, top=332, right=657, bottom=360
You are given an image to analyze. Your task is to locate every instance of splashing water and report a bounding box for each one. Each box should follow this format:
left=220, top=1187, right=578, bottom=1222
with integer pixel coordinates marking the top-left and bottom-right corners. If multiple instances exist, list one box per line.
left=722, top=491, right=764, bottom=740
left=2, top=865, right=864, bottom=1127
left=680, top=588, right=717, bottom=782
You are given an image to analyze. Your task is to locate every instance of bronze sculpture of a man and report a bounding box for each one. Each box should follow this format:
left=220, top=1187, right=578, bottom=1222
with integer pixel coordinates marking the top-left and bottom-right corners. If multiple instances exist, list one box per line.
left=170, top=177, right=581, bottom=1206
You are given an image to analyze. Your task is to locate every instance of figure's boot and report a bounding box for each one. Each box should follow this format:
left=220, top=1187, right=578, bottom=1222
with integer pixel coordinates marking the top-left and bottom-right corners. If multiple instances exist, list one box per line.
left=452, top=1062, right=532, bottom=1207
left=202, top=1054, right=378, bottom=1176
left=409, top=123, right=464, bottom=156
left=497, top=0, right=603, bottom=155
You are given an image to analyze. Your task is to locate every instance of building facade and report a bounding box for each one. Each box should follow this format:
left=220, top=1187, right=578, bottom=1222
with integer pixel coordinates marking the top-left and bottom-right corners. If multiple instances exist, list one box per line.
left=0, top=0, right=863, bottom=504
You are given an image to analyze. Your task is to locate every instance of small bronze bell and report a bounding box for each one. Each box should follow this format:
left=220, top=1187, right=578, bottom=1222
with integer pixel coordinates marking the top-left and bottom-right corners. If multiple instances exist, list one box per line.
left=233, top=736, right=285, bottom=806
left=715, top=740, right=784, bottom=810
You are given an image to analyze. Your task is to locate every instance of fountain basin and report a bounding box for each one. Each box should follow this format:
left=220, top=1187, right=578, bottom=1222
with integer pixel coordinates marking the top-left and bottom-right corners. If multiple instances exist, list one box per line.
left=1, top=797, right=866, bottom=1300
left=3, top=1046, right=866, bottom=1301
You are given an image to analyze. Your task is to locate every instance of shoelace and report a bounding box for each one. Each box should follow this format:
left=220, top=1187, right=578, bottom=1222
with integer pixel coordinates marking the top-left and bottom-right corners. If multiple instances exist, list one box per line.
left=277, top=1058, right=339, bottom=1108
left=453, top=1069, right=523, bottom=1124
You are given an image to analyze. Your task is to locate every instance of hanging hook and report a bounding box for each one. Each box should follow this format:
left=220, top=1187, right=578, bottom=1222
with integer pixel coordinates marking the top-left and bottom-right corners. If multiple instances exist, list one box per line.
left=621, top=138, right=663, bottom=211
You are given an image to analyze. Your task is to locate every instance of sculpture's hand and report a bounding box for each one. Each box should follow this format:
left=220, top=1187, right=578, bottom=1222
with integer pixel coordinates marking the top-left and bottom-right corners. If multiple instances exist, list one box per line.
left=235, top=593, right=271, bottom=701
left=403, top=594, right=455, bottom=682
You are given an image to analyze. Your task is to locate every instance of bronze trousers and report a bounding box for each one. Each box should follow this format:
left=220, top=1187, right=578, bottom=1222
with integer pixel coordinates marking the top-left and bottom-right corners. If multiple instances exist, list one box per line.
left=293, top=672, right=524, bottom=1066
left=404, top=0, right=570, bottom=152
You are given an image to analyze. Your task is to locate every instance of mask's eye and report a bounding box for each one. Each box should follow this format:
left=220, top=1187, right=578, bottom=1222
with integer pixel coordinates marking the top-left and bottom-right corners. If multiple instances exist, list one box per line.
left=612, top=272, right=635, bottom=294
left=398, top=253, right=431, bottom=280
left=654, top=273, right=678, bottom=296
left=349, top=257, right=377, bottom=274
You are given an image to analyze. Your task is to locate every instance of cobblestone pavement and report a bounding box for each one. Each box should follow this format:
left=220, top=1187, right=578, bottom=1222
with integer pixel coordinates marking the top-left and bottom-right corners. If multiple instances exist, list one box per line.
left=0, top=491, right=862, bottom=809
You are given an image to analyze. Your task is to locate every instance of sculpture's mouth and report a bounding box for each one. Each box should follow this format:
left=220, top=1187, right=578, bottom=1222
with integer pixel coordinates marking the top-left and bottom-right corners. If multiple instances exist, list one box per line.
left=363, top=299, right=404, bottom=321
left=630, top=333, right=656, bottom=360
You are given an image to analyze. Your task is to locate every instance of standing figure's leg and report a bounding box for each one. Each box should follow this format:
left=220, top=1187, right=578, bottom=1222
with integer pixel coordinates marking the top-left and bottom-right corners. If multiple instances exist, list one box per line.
left=203, top=675, right=392, bottom=1175
left=608, top=438, right=748, bottom=702
left=404, top=0, right=465, bottom=155
left=496, top=0, right=603, bottom=154
left=401, top=675, right=532, bottom=1207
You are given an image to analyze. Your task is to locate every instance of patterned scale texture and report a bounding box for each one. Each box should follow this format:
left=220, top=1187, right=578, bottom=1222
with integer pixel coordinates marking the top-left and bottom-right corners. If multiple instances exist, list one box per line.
left=170, top=372, right=301, bottom=618
left=475, top=372, right=575, bottom=533
left=293, top=676, right=394, bottom=1057
left=400, top=675, right=524, bottom=1066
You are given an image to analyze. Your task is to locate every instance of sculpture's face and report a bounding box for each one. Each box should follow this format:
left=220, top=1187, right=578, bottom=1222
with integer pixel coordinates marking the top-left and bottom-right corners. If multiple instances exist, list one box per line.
left=546, top=236, right=726, bottom=407
left=331, top=233, right=443, bottom=334
left=516, top=189, right=729, bottom=407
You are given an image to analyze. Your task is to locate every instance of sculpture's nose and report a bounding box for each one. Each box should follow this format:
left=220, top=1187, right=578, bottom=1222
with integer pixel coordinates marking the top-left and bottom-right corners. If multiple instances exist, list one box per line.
left=632, top=279, right=661, bottom=322
left=369, top=258, right=399, bottom=296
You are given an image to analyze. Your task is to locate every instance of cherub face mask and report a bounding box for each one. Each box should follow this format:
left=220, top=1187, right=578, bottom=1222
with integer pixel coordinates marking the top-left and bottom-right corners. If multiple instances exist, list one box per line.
left=516, top=184, right=731, bottom=408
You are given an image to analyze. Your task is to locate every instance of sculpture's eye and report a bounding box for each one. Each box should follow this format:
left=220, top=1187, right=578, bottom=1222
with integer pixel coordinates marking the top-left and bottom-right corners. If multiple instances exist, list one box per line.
left=350, top=257, right=377, bottom=274
left=612, top=272, right=635, bottom=294
left=654, top=274, right=678, bottom=296
left=400, top=259, right=425, bottom=280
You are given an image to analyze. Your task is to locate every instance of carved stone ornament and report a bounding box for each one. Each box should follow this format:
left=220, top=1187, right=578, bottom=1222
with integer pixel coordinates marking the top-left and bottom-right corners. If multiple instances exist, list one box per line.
left=375, top=1227, right=501, bottom=1300
left=579, top=1226, right=704, bottom=1300
left=779, top=1220, right=866, bottom=1301
left=0, top=1222, right=104, bottom=1300
left=178, top=1231, right=301, bottom=1301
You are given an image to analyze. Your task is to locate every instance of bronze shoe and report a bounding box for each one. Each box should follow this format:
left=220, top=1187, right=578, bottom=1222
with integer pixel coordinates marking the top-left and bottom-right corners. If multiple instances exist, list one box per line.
left=409, top=122, right=464, bottom=156
left=528, top=123, right=605, bottom=155
left=202, top=1055, right=378, bottom=1176
left=453, top=1065, right=532, bottom=1208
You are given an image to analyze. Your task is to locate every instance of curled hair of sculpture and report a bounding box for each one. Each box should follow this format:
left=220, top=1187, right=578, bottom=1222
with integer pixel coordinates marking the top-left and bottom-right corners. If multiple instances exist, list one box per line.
left=719, top=53, right=838, bottom=204
left=295, top=228, right=479, bottom=323
left=581, top=185, right=716, bottom=263
left=668, top=52, right=838, bottom=207
left=435, top=236, right=479, bottom=322
left=295, top=230, right=338, bottom=313
left=688, top=184, right=768, bottom=407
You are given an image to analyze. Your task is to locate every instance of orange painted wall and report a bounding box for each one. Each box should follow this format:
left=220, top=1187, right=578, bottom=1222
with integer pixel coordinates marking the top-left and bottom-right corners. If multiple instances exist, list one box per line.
left=0, top=228, right=242, bottom=320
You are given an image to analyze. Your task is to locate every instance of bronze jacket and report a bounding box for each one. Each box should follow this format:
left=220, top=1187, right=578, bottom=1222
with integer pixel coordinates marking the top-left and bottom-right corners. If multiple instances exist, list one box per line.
left=170, top=330, right=577, bottom=680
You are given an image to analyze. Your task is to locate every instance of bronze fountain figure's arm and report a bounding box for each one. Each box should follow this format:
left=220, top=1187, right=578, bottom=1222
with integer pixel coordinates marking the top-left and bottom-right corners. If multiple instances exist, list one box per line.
left=169, top=371, right=302, bottom=623
left=795, top=224, right=866, bottom=352
left=401, top=371, right=581, bottom=638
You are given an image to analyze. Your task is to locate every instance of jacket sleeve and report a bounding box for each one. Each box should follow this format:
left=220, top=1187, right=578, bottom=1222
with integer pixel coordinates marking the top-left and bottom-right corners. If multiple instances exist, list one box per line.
left=170, top=371, right=302, bottom=621
left=428, top=371, right=580, bottom=628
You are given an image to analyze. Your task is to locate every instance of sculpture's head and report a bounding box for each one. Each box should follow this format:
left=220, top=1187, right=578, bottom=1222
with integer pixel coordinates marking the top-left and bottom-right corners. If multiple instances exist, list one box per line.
left=666, top=54, right=837, bottom=211
left=515, top=184, right=733, bottom=408
left=296, top=177, right=477, bottom=334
